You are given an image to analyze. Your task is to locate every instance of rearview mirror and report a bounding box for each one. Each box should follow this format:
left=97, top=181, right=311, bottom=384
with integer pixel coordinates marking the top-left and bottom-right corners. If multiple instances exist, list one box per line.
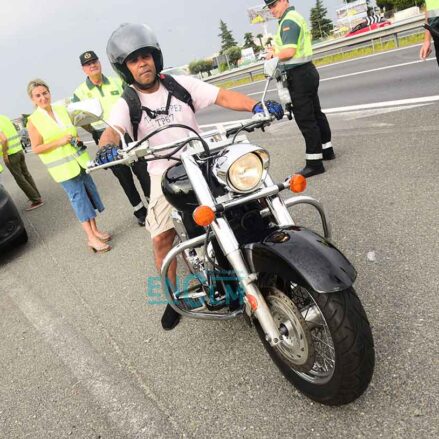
left=68, top=99, right=103, bottom=127
left=264, top=58, right=280, bottom=79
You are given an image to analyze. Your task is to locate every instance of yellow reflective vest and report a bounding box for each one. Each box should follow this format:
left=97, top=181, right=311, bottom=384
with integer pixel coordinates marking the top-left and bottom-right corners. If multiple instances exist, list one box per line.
left=72, top=75, right=123, bottom=130
left=0, top=115, right=22, bottom=156
left=28, top=105, right=90, bottom=183
left=426, top=0, right=439, bottom=29
left=274, top=7, right=313, bottom=68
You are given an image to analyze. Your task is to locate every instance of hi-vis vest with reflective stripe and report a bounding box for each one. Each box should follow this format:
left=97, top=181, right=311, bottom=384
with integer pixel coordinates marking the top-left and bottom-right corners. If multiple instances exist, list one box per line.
left=28, top=105, right=90, bottom=183
left=426, top=0, right=439, bottom=21
left=0, top=115, right=22, bottom=156
left=73, top=76, right=123, bottom=130
left=0, top=162, right=3, bottom=173
left=274, top=8, right=313, bottom=67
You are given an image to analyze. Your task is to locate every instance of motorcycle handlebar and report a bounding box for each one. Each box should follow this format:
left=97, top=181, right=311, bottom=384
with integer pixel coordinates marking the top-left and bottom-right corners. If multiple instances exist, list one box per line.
left=86, top=115, right=273, bottom=173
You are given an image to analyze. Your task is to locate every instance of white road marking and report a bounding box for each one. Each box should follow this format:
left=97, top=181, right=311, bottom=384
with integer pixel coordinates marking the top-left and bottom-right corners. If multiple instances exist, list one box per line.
left=200, top=95, right=439, bottom=129
left=322, top=95, right=439, bottom=113
left=5, top=272, right=179, bottom=438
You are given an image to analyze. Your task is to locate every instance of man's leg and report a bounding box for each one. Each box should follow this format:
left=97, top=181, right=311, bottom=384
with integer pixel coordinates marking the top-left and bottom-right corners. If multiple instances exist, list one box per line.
left=152, top=229, right=180, bottom=330
left=132, top=159, right=151, bottom=203
left=6, top=152, right=42, bottom=203
left=288, top=64, right=325, bottom=177
left=18, top=151, right=43, bottom=199
left=312, top=92, right=334, bottom=160
left=110, top=164, right=147, bottom=225
left=434, top=39, right=439, bottom=67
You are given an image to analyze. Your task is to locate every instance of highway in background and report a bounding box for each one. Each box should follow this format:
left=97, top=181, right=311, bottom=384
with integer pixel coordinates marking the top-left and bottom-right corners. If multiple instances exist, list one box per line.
left=197, top=44, right=439, bottom=125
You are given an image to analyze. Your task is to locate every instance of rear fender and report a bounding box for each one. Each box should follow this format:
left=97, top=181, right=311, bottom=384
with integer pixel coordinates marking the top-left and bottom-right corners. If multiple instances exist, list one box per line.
left=243, top=226, right=356, bottom=293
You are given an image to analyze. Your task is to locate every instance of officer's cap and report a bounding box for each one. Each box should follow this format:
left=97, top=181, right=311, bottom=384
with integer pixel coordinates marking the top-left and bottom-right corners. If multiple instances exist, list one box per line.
left=79, top=51, right=99, bottom=66
left=264, top=0, right=278, bottom=7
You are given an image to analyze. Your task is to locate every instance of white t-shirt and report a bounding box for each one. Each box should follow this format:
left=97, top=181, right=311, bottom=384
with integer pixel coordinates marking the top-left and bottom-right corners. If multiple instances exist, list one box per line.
left=109, top=75, right=219, bottom=176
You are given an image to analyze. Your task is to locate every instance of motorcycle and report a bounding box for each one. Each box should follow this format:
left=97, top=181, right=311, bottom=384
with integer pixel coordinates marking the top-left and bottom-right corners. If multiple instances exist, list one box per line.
left=68, top=59, right=375, bottom=406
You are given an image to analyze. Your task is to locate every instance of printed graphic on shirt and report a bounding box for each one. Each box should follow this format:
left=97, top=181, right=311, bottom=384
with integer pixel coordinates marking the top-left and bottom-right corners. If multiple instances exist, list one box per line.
left=141, top=103, right=183, bottom=129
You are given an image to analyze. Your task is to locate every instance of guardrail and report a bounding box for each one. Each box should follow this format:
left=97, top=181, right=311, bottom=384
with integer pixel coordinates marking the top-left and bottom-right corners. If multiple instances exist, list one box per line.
left=204, top=14, right=426, bottom=85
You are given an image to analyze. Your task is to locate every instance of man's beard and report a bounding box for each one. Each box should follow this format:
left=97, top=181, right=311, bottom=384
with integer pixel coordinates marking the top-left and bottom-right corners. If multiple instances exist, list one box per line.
left=133, top=75, right=158, bottom=91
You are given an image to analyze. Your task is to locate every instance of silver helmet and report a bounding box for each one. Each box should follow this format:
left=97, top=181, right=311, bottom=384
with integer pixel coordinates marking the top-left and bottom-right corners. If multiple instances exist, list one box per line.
left=106, top=23, right=164, bottom=84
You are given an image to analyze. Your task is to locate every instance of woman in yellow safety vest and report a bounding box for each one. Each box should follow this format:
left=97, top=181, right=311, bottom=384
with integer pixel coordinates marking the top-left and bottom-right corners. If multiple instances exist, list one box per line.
left=26, top=79, right=111, bottom=253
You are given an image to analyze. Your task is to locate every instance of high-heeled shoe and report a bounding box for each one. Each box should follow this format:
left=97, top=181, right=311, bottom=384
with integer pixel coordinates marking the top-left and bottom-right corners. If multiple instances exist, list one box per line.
left=88, top=241, right=112, bottom=253
left=95, top=232, right=112, bottom=243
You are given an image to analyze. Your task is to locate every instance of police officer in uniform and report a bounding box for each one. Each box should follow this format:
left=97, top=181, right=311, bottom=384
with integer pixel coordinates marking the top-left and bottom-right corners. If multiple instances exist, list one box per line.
left=265, top=0, right=334, bottom=177
left=420, top=0, right=439, bottom=65
left=72, top=51, right=150, bottom=226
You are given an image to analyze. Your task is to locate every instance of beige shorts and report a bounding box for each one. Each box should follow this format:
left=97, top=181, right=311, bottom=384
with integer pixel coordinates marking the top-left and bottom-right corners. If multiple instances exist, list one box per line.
left=145, top=174, right=175, bottom=238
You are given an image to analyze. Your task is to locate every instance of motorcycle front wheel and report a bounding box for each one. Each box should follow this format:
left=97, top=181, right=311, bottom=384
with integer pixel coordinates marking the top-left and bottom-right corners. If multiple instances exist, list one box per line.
left=256, top=276, right=375, bottom=406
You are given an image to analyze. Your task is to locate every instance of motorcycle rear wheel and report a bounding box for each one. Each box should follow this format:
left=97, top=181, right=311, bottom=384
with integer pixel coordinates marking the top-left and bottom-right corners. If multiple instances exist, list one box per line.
left=256, top=277, right=375, bottom=406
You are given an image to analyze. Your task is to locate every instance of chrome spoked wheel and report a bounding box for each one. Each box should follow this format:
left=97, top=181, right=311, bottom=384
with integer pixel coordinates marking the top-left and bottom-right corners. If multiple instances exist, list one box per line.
left=256, top=275, right=375, bottom=405
left=287, top=283, right=336, bottom=384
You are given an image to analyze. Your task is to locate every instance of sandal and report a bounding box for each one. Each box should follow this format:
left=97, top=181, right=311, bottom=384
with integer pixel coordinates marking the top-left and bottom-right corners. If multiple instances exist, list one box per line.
left=88, top=242, right=112, bottom=253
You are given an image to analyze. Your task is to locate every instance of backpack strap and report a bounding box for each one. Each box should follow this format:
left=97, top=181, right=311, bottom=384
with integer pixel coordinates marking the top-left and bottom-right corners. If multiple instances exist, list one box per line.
left=121, top=86, right=142, bottom=141
left=159, top=74, right=195, bottom=113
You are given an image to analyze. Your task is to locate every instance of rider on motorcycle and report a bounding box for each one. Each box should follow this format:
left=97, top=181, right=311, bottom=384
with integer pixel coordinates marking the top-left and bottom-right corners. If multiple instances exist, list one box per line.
left=97, top=23, right=284, bottom=330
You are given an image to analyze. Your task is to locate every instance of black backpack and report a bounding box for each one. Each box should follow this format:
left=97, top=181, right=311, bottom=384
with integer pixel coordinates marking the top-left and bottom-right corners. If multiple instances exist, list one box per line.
left=122, top=74, right=195, bottom=141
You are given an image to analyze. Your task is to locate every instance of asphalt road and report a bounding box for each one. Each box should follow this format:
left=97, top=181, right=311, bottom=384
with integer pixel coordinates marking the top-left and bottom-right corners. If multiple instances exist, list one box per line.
left=1, top=53, right=439, bottom=438
left=197, top=45, right=439, bottom=125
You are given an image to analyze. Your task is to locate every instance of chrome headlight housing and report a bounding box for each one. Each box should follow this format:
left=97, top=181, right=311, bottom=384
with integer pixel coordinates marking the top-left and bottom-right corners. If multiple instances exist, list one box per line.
left=213, top=144, right=270, bottom=193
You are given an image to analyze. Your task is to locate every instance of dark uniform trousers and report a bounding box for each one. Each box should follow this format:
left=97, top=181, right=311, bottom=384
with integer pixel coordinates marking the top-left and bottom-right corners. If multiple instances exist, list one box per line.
left=434, top=40, right=439, bottom=67
left=286, top=62, right=331, bottom=162
left=94, top=129, right=150, bottom=221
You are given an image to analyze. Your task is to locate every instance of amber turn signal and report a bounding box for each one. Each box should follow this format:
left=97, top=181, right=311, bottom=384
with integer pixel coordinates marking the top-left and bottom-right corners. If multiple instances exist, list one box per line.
left=193, top=205, right=215, bottom=227
left=289, top=174, right=307, bottom=193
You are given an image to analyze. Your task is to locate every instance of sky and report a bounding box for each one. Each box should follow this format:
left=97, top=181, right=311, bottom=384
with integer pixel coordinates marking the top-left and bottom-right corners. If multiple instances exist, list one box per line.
left=1, top=0, right=342, bottom=119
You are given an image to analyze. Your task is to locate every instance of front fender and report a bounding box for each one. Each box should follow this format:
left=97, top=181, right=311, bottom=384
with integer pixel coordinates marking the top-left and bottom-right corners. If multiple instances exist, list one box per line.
left=243, top=226, right=356, bottom=293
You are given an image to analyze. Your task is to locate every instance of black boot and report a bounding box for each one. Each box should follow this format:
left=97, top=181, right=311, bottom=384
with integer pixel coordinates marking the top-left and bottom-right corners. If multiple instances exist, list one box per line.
left=322, top=142, right=335, bottom=160
left=297, top=160, right=325, bottom=178
left=323, top=148, right=336, bottom=160
left=134, top=205, right=147, bottom=227
left=161, top=304, right=181, bottom=330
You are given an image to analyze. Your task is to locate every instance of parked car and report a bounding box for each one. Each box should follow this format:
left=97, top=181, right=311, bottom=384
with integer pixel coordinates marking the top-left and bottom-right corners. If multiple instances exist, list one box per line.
left=0, top=184, right=28, bottom=251
left=345, top=19, right=391, bottom=38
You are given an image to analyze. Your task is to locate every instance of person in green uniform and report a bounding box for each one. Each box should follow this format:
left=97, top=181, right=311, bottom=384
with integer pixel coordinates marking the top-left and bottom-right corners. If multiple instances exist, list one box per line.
left=420, top=0, right=439, bottom=65
left=0, top=114, right=44, bottom=210
left=27, top=79, right=111, bottom=253
left=265, top=0, right=334, bottom=178
left=72, top=51, right=150, bottom=227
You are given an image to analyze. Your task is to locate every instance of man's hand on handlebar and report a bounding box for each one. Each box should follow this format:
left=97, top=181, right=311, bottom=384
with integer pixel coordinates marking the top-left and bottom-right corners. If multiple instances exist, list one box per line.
left=95, top=144, right=121, bottom=165
left=252, top=100, right=284, bottom=120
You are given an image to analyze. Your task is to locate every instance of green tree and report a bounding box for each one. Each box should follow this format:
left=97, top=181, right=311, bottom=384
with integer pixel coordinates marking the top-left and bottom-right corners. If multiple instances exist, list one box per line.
left=243, top=32, right=257, bottom=50
left=310, top=0, right=333, bottom=40
left=393, top=0, right=424, bottom=9
left=256, top=33, right=264, bottom=48
left=376, top=0, right=394, bottom=10
left=219, top=20, right=237, bottom=54
left=224, top=46, right=242, bottom=67
left=188, top=59, right=214, bottom=77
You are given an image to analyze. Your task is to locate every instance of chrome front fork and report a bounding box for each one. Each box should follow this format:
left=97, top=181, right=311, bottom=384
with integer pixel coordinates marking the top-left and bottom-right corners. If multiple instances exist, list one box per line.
left=161, top=154, right=286, bottom=346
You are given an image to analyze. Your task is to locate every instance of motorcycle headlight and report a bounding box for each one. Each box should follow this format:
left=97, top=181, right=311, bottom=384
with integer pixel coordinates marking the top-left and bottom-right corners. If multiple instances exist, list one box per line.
left=228, top=153, right=263, bottom=192
left=212, top=144, right=270, bottom=194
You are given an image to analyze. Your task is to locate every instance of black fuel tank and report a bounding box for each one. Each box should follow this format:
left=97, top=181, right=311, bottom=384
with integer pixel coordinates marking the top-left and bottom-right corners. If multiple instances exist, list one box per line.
left=162, top=163, right=199, bottom=211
